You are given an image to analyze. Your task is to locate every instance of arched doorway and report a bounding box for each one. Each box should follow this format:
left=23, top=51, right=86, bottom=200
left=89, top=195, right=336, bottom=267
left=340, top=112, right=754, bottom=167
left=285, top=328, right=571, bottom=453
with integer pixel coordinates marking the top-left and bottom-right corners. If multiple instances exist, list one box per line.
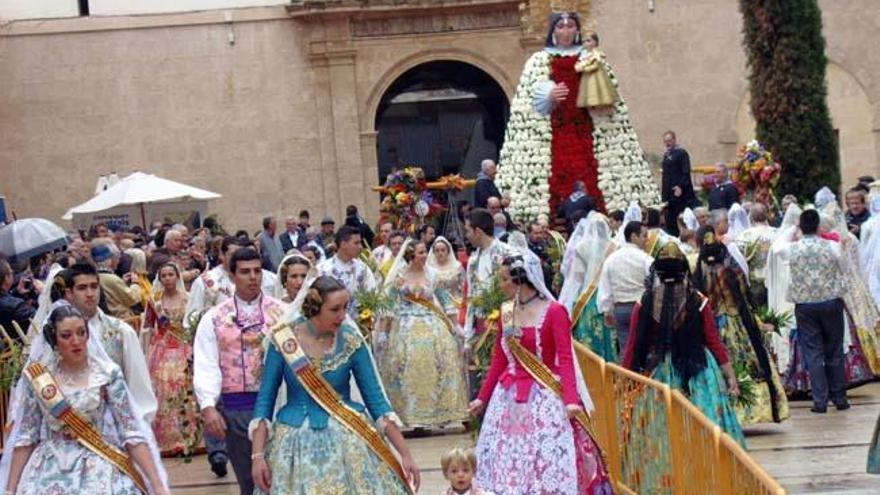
left=374, top=60, right=510, bottom=183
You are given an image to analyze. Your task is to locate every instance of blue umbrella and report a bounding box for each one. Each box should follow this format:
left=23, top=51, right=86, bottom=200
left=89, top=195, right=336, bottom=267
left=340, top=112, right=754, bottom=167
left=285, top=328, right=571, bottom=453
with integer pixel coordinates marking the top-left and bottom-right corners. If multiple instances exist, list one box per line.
left=0, top=218, right=69, bottom=262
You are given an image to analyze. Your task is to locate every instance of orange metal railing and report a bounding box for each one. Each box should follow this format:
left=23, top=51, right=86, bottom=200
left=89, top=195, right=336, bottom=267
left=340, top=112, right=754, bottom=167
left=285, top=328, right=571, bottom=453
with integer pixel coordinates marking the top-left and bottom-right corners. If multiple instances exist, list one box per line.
left=575, top=342, right=786, bottom=495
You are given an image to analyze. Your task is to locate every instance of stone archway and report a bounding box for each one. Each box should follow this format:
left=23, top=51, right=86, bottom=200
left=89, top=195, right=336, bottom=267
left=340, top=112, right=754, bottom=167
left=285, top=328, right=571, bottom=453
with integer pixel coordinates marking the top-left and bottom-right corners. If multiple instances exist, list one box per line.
left=735, top=61, right=877, bottom=189
left=372, top=60, right=510, bottom=184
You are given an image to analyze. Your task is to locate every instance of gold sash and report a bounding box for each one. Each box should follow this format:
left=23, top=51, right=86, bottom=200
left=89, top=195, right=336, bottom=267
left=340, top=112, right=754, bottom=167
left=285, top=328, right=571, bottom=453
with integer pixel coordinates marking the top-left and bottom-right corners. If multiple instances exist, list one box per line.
left=501, top=305, right=608, bottom=466
left=269, top=323, right=414, bottom=494
left=569, top=244, right=617, bottom=328
left=403, top=294, right=456, bottom=337
left=24, top=363, right=148, bottom=494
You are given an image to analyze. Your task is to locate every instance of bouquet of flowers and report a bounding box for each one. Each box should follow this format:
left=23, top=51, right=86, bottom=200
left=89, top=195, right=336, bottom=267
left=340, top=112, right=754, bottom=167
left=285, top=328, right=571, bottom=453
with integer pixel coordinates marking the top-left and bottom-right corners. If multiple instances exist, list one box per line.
left=379, top=167, right=442, bottom=233
left=733, top=140, right=782, bottom=208
left=352, top=288, right=394, bottom=341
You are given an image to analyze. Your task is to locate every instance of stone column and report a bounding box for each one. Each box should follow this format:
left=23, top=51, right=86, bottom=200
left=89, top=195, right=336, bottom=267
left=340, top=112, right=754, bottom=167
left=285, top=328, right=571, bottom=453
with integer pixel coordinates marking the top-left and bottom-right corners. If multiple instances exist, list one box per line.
left=309, top=33, right=364, bottom=222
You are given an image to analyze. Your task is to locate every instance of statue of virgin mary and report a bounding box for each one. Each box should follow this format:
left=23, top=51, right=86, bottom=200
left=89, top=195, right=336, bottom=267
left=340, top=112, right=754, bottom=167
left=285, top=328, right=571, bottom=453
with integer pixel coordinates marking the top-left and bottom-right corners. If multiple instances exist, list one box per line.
left=497, top=12, right=660, bottom=220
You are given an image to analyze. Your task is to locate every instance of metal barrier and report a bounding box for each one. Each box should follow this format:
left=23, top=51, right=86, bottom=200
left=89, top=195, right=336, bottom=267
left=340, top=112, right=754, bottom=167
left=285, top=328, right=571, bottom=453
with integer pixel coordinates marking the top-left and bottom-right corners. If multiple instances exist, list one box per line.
left=575, top=343, right=787, bottom=495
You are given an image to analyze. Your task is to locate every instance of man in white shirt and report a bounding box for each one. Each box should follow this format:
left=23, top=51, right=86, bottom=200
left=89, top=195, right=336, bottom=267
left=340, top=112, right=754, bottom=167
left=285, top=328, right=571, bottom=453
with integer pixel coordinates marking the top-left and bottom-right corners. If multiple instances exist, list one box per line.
left=371, top=221, right=394, bottom=265
left=317, top=225, right=377, bottom=317
left=63, top=263, right=157, bottom=422
left=598, top=221, right=654, bottom=354
left=193, top=248, right=285, bottom=494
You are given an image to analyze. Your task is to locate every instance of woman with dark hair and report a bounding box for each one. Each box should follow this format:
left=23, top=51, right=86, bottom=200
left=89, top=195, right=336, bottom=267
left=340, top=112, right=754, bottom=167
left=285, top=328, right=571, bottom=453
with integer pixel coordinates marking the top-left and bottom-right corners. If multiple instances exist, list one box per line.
left=468, top=253, right=611, bottom=494
left=250, top=275, right=419, bottom=494
left=495, top=13, right=659, bottom=219
left=143, top=262, right=200, bottom=456
left=379, top=239, right=468, bottom=430
left=0, top=305, right=169, bottom=494
left=693, top=229, right=789, bottom=426
left=622, top=242, right=744, bottom=445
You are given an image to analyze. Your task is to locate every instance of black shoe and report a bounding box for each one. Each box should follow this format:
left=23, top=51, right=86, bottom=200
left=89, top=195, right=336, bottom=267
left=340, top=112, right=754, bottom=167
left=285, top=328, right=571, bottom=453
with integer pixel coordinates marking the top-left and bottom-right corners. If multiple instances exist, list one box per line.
left=209, top=453, right=228, bottom=477
left=834, top=401, right=851, bottom=411
left=810, top=406, right=827, bottom=414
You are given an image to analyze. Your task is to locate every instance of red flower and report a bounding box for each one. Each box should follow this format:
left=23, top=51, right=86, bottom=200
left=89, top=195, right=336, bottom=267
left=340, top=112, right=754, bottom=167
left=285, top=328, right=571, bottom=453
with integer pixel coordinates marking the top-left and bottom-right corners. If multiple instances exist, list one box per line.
left=548, top=55, right=605, bottom=213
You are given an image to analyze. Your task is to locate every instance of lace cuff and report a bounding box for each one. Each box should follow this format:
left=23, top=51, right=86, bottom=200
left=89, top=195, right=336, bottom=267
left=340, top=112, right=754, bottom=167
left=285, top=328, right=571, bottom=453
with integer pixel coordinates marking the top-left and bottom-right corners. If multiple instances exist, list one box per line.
left=532, top=80, right=556, bottom=116
left=376, top=411, right=403, bottom=435
left=247, top=418, right=272, bottom=441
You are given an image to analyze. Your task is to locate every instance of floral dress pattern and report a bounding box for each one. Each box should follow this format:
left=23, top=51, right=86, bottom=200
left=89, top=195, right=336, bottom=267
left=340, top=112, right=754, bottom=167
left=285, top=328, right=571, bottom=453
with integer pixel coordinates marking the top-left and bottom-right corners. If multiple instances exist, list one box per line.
left=475, top=303, right=612, bottom=495
left=145, top=294, right=201, bottom=456
left=252, top=322, right=410, bottom=495
left=379, top=270, right=468, bottom=428
left=13, top=362, right=147, bottom=494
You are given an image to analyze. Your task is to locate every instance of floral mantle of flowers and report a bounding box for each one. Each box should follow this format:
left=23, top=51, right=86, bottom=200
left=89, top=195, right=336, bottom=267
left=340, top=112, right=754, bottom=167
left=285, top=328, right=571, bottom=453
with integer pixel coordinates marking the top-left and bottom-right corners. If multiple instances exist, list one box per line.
left=378, top=167, right=442, bottom=232
left=734, top=140, right=781, bottom=207
left=496, top=51, right=554, bottom=222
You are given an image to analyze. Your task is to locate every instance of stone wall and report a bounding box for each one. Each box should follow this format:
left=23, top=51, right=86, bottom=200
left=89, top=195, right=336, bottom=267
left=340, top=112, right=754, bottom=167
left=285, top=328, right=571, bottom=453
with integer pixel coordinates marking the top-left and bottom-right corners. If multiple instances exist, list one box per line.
left=0, top=0, right=877, bottom=232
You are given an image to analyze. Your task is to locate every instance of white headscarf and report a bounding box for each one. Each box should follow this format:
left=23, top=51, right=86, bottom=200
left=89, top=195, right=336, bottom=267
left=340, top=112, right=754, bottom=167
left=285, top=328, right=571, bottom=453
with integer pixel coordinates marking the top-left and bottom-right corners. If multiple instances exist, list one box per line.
left=426, top=236, right=460, bottom=279
left=727, top=203, right=751, bottom=240
left=0, top=303, right=168, bottom=493
left=682, top=207, right=699, bottom=232
left=815, top=186, right=837, bottom=209
left=505, top=233, right=595, bottom=413
left=275, top=253, right=313, bottom=301
left=860, top=197, right=880, bottom=302
left=617, top=201, right=643, bottom=245
left=382, top=238, right=414, bottom=292
left=31, top=263, right=65, bottom=335
left=559, top=212, right=613, bottom=312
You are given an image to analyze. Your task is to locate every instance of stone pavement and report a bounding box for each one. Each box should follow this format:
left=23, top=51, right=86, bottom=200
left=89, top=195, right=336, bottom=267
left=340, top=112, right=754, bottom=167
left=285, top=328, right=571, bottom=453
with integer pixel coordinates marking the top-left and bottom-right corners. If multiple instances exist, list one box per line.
left=168, top=382, right=880, bottom=494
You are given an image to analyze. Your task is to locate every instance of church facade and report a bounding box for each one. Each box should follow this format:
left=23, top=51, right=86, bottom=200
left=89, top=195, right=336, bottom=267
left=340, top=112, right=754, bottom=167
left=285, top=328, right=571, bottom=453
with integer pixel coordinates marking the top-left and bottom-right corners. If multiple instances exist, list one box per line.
left=0, top=0, right=877, bottom=229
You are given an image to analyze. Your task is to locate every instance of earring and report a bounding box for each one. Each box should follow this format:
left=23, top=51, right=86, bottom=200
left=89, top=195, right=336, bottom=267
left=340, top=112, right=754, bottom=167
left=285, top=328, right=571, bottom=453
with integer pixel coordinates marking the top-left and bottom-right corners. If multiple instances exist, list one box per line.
left=575, top=33, right=581, bottom=44
left=552, top=35, right=558, bottom=46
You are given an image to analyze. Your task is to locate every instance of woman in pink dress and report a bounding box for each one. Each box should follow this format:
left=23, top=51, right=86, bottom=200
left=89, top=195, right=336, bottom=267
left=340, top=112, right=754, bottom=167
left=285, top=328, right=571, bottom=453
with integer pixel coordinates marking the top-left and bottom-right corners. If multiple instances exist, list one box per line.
left=144, top=262, right=201, bottom=457
left=468, top=252, right=612, bottom=495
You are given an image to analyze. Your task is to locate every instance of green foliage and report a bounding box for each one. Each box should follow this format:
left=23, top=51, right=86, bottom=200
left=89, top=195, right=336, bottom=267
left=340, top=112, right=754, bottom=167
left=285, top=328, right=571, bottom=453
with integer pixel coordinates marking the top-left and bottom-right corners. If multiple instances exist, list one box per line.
left=468, top=275, right=506, bottom=320
left=739, top=0, right=839, bottom=200
left=733, top=361, right=759, bottom=410
left=755, top=305, right=793, bottom=335
left=0, top=344, right=23, bottom=393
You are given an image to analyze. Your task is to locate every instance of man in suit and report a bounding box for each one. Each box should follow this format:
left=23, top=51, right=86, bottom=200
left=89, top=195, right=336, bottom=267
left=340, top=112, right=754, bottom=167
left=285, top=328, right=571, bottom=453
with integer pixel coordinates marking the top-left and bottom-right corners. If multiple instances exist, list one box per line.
left=661, top=130, right=696, bottom=237
left=344, top=205, right=374, bottom=248
left=707, top=162, right=741, bottom=210
left=258, top=216, right=283, bottom=272
left=474, top=159, right=502, bottom=209
left=279, top=216, right=308, bottom=253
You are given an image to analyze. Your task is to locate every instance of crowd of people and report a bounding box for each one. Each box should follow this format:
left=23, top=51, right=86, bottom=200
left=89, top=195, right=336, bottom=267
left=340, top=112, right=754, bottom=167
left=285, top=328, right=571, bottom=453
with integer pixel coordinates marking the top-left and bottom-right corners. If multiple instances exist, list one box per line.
left=2, top=10, right=880, bottom=494
left=3, top=159, right=880, bottom=493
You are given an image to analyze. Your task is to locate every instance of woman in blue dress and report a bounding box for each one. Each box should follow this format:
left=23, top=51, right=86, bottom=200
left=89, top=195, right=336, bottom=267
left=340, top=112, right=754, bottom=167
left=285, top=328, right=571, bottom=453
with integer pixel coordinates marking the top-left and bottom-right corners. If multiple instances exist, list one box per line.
left=250, top=275, right=420, bottom=494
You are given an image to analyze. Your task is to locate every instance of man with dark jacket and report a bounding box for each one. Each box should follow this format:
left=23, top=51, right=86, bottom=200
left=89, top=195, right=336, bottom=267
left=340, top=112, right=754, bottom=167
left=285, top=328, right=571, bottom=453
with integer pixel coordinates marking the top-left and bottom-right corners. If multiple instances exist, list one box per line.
left=474, top=159, right=502, bottom=209
left=661, top=131, right=697, bottom=236
left=0, top=259, right=35, bottom=342
left=344, top=205, right=375, bottom=248
left=557, top=180, right=595, bottom=232
left=279, top=216, right=308, bottom=253
left=707, top=162, right=741, bottom=210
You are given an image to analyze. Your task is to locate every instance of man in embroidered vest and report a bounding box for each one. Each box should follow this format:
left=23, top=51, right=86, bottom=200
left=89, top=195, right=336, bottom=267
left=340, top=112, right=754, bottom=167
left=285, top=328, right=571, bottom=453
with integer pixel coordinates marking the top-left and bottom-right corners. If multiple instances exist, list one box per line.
left=193, top=247, right=285, bottom=495
left=317, top=226, right=377, bottom=318
left=187, top=236, right=281, bottom=479
left=463, top=208, right=513, bottom=398
left=62, top=263, right=157, bottom=422
left=787, top=209, right=849, bottom=414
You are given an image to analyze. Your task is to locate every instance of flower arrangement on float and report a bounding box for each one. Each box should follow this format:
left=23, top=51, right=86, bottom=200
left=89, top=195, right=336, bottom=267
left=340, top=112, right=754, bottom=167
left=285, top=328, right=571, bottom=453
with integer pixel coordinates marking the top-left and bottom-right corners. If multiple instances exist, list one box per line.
left=378, top=167, right=442, bottom=232
left=733, top=140, right=782, bottom=208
